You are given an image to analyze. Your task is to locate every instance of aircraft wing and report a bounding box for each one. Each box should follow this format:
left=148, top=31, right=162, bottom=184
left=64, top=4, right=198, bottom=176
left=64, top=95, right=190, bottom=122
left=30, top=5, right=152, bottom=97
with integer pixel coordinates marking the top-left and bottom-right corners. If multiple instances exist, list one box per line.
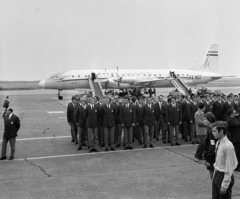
left=133, top=78, right=166, bottom=84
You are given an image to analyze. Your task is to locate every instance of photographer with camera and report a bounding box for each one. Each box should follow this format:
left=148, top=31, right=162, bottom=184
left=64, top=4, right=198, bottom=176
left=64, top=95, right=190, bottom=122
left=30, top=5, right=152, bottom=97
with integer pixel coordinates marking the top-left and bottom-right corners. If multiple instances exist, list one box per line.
left=227, top=108, right=240, bottom=171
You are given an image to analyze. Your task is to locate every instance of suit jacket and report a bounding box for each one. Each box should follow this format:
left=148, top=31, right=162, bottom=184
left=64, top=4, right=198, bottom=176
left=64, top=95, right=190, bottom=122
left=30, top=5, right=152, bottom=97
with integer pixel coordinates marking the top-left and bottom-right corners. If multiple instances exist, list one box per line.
left=101, top=104, right=116, bottom=128
left=4, top=114, right=21, bottom=139
left=75, top=105, right=87, bottom=128
left=135, top=103, right=144, bottom=125
left=182, top=101, right=192, bottom=121
left=233, top=101, right=240, bottom=111
left=154, top=102, right=163, bottom=121
left=114, top=103, right=122, bottom=124
left=190, top=101, right=198, bottom=123
left=143, top=104, right=155, bottom=126
left=227, top=117, right=240, bottom=143
left=212, top=100, right=223, bottom=120
left=222, top=102, right=233, bottom=121
left=67, top=102, right=77, bottom=124
left=120, top=104, right=136, bottom=128
left=166, top=103, right=182, bottom=126
left=85, top=104, right=99, bottom=128
left=161, top=102, right=168, bottom=124
left=194, top=110, right=209, bottom=136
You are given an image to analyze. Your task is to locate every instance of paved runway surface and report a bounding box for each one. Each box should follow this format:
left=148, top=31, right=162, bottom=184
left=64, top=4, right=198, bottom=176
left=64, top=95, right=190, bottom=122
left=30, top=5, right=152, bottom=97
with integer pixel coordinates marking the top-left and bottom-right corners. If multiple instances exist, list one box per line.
left=0, top=90, right=240, bottom=199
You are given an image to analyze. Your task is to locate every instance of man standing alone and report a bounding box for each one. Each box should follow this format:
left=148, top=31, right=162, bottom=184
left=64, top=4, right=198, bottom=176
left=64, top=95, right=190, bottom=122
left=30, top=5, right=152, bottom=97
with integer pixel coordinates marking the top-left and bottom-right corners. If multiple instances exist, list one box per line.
left=0, top=109, right=20, bottom=160
left=211, top=121, right=238, bottom=199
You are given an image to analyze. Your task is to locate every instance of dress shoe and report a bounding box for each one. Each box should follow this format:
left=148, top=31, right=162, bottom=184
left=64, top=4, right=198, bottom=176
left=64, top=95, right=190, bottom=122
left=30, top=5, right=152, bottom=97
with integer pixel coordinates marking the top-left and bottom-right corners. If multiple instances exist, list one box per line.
left=196, top=141, right=200, bottom=144
left=9, top=156, right=14, bottom=160
left=93, top=148, right=99, bottom=152
left=171, top=143, right=174, bottom=146
left=128, top=146, right=133, bottom=150
left=124, top=146, right=128, bottom=150
left=100, top=144, right=105, bottom=148
left=176, top=143, right=181, bottom=146
left=89, top=148, right=94, bottom=153
left=149, top=144, right=154, bottom=148
left=115, top=144, right=120, bottom=148
left=77, top=147, right=82, bottom=150
left=110, top=147, right=115, bottom=151
left=71, top=139, right=75, bottom=142
left=143, top=144, right=147, bottom=148
left=163, top=141, right=166, bottom=144
left=0, top=157, right=7, bottom=160
left=105, top=148, right=109, bottom=151
left=75, top=141, right=78, bottom=145
left=194, top=157, right=199, bottom=162
left=191, top=141, right=196, bottom=145
left=168, top=140, right=171, bottom=143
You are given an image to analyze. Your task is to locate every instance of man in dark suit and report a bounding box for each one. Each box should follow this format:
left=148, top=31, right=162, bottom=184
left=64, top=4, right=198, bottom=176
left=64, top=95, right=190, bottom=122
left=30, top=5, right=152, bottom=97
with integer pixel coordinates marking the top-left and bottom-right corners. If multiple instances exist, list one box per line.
left=85, top=98, right=100, bottom=152
left=114, top=98, right=123, bottom=148
left=212, top=94, right=223, bottom=121
left=96, top=97, right=105, bottom=147
left=67, top=96, right=78, bottom=144
left=101, top=98, right=116, bottom=151
left=233, top=95, right=240, bottom=111
left=161, top=98, right=169, bottom=144
left=135, top=97, right=144, bottom=145
left=181, top=95, right=192, bottom=142
left=143, top=97, right=155, bottom=148
left=222, top=95, right=233, bottom=121
left=189, top=95, right=198, bottom=144
left=1, top=108, right=20, bottom=160
left=166, top=96, right=182, bottom=146
left=2, top=96, right=9, bottom=117
left=75, top=99, right=87, bottom=150
left=120, top=98, right=136, bottom=150
left=227, top=109, right=240, bottom=171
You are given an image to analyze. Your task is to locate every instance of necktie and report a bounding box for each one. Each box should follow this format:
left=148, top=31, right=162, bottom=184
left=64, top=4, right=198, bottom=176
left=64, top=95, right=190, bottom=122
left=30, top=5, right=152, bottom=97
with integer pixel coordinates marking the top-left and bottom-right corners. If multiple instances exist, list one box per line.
left=215, top=141, right=220, bottom=156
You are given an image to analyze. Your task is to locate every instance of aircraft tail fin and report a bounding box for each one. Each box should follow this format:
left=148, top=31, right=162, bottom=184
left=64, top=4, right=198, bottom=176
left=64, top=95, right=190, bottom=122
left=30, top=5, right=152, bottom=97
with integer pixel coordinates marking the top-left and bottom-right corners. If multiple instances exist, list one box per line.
left=193, top=44, right=218, bottom=72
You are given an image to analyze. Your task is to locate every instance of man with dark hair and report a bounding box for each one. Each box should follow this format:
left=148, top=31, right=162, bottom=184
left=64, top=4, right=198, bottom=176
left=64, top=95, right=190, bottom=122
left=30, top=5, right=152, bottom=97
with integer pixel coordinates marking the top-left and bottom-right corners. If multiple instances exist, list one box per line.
left=232, top=95, right=239, bottom=111
left=212, top=94, right=223, bottom=121
left=0, top=108, right=20, bottom=160
left=211, top=121, right=238, bottom=199
left=67, top=96, right=78, bottom=144
left=194, top=103, right=210, bottom=162
left=227, top=109, right=240, bottom=171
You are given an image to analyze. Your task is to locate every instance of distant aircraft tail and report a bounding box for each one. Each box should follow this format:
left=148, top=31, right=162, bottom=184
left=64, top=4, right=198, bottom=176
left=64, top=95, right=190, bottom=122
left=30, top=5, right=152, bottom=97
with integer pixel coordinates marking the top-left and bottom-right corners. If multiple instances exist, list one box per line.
left=194, top=44, right=218, bottom=72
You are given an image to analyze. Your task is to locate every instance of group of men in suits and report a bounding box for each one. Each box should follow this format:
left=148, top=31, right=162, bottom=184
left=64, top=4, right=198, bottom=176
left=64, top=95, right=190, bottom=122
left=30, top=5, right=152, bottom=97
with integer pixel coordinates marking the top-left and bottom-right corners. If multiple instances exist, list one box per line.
left=66, top=92, right=240, bottom=153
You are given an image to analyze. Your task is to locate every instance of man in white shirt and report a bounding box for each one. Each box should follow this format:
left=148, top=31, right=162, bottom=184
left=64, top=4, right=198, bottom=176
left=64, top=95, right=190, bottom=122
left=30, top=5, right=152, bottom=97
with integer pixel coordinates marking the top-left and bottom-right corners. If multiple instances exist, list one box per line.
left=211, top=121, right=238, bottom=199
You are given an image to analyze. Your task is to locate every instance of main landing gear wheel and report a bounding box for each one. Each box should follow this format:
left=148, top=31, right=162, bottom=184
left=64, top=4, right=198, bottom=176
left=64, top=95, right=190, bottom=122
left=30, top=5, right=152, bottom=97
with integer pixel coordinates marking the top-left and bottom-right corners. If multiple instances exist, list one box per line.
left=58, top=90, right=63, bottom=100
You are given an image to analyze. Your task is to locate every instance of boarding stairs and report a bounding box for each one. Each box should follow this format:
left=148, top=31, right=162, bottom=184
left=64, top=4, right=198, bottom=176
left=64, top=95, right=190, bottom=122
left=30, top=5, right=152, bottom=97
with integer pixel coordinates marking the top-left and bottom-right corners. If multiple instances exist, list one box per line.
left=170, top=71, right=191, bottom=95
left=88, top=77, right=104, bottom=97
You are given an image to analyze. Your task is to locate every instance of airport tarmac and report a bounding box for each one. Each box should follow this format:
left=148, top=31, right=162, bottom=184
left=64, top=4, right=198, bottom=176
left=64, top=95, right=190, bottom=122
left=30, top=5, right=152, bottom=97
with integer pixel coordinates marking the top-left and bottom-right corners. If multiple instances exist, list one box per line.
left=0, top=90, right=240, bottom=199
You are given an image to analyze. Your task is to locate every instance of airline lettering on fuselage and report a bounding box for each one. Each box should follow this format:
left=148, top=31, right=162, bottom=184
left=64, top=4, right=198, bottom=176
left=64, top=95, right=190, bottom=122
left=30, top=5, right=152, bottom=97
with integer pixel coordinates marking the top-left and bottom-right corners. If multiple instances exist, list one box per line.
left=188, top=75, right=202, bottom=79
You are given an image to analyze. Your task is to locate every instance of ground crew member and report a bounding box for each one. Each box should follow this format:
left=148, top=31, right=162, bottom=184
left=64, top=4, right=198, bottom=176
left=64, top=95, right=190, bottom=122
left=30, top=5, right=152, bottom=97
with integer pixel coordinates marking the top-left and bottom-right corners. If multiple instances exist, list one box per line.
left=0, top=108, right=20, bottom=160
left=211, top=121, right=238, bottom=199
left=67, top=96, right=78, bottom=144
left=120, top=98, right=136, bottom=150
left=142, top=97, right=155, bottom=148
left=85, top=98, right=99, bottom=153
left=102, top=98, right=116, bottom=151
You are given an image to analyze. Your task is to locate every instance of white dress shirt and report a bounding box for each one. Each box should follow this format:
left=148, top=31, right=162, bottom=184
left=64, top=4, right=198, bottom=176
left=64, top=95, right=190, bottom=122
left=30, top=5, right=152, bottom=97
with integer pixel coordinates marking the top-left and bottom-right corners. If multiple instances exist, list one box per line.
left=214, top=136, right=238, bottom=189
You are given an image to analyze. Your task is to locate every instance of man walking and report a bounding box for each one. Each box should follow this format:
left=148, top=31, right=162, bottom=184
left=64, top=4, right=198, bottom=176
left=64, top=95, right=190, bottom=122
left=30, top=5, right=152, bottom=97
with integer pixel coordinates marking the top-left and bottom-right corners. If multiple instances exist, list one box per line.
left=1, top=109, right=20, bottom=160
left=67, top=96, right=78, bottom=144
left=211, top=121, right=238, bottom=199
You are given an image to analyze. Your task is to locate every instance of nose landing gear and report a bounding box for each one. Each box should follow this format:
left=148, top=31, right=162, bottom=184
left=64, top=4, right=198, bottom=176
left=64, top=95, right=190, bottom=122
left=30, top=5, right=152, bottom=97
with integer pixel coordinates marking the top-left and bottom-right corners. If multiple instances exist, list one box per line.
left=58, top=90, right=63, bottom=100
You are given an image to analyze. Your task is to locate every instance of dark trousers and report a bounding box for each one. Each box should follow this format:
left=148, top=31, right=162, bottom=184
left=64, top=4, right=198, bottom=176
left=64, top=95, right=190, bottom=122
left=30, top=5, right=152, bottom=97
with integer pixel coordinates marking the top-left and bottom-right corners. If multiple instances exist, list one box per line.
left=70, top=123, right=78, bottom=143
left=169, top=125, right=179, bottom=144
left=212, top=170, right=234, bottom=199
left=104, top=127, right=114, bottom=148
left=144, top=125, right=154, bottom=145
left=162, top=123, right=169, bottom=142
left=233, top=143, right=240, bottom=169
left=137, top=124, right=144, bottom=143
left=88, top=127, right=98, bottom=149
left=115, top=124, right=123, bottom=145
left=190, top=123, right=196, bottom=142
left=183, top=121, right=190, bottom=141
left=124, top=127, right=133, bottom=146
left=194, top=135, right=205, bottom=159
left=78, top=127, right=87, bottom=147
left=1, top=137, right=16, bottom=158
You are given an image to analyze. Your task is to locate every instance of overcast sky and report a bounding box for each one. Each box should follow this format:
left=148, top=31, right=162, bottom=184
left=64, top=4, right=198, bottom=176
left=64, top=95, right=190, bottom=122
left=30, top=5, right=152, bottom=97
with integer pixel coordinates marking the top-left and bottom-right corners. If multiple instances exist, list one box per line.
left=1, top=0, right=240, bottom=81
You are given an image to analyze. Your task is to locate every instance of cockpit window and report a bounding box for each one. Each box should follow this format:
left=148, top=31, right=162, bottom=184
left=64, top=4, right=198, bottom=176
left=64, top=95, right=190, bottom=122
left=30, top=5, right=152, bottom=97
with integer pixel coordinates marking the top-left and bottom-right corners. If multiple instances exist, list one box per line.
left=49, top=74, right=59, bottom=79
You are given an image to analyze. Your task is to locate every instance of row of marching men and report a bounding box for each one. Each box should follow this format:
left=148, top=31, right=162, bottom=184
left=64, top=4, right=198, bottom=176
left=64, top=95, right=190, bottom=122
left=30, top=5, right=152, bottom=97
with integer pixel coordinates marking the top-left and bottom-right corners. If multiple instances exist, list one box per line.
left=67, top=93, right=240, bottom=153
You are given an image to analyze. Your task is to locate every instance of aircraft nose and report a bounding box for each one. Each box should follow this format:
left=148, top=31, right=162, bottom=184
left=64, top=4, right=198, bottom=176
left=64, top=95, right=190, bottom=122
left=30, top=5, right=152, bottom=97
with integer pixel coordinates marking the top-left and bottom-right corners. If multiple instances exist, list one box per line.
left=39, top=80, right=46, bottom=88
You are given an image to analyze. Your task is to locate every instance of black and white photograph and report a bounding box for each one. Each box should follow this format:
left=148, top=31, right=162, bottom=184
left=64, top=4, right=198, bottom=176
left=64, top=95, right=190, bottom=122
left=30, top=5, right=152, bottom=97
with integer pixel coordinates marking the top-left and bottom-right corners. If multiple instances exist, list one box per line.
left=0, top=0, right=240, bottom=198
